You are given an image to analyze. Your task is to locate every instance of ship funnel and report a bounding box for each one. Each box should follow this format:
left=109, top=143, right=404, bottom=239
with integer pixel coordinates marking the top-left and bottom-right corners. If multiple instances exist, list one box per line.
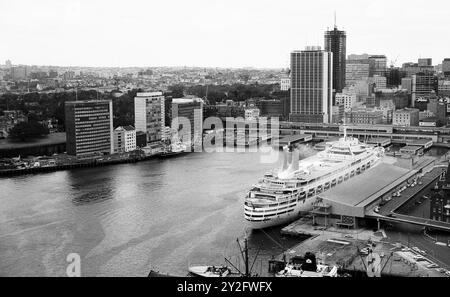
left=287, top=149, right=300, bottom=172
left=282, top=147, right=289, bottom=171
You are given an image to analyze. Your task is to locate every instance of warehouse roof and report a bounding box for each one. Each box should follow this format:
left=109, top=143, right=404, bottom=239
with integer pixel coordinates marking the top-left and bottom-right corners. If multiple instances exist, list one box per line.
left=319, top=163, right=413, bottom=208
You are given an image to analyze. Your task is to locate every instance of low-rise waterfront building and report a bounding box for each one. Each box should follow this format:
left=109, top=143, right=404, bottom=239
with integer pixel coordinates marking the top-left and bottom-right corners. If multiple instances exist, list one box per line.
left=335, top=92, right=356, bottom=111
left=345, top=107, right=383, bottom=125
left=393, top=108, right=420, bottom=127
left=113, top=125, right=136, bottom=153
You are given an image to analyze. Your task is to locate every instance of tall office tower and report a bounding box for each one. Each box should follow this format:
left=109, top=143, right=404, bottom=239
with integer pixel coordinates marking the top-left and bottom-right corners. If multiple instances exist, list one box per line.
left=134, top=92, right=165, bottom=142
left=443, top=58, right=450, bottom=77
left=324, top=25, right=346, bottom=93
left=65, top=100, right=114, bottom=157
left=290, top=46, right=333, bottom=123
left=172, top=97, right=204, bottom=145
left=368, top=55, right=387, bottom=77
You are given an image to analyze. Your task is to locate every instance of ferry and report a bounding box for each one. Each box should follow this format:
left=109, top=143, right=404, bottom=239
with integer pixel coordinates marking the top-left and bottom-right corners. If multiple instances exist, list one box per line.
left=160, top=141, right=188, bottom=157
left=244, top=127, right=385, bottom=229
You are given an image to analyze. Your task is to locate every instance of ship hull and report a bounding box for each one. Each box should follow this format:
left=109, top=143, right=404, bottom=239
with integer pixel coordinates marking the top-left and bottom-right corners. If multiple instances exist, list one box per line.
left=159, top=151, right=188, bottom=158
left=245, top=197, right=315, bottom=229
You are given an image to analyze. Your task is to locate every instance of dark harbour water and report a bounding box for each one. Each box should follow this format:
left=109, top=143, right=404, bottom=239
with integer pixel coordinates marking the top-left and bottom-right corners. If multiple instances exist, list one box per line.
left=0, top=145, right=448, bottom=276
left=0, top=148, right=306, bottom=277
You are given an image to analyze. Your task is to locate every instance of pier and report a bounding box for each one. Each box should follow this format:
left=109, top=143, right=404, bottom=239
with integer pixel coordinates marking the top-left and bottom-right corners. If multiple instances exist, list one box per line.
left=0, top=152, right=162, bottom=177
left=277, top=134, right=313, bottom=148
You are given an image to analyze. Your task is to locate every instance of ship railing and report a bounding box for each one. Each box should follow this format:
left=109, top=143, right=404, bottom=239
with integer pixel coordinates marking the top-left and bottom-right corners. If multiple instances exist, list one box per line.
left=246, top=192, right=298, bottom=204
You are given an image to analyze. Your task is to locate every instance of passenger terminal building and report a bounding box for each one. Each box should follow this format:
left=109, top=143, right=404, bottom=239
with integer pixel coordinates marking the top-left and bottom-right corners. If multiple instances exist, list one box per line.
left=310, top=157, right=435, bottom=229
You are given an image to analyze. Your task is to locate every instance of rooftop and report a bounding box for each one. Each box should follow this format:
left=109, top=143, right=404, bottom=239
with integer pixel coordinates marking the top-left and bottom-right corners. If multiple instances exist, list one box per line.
left=65, top=99, right=111, bottom=105
left=319, top=163, right=411, bottom=208
left=136, top=92, right=163, bottom=97
left=172, top=98, right=203, bottom=104
left=115, top=125, right=135, bottom=132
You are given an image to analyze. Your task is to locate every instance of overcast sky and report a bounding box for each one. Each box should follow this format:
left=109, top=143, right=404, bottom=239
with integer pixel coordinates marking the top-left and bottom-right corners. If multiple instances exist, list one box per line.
left=0, top=0, right=448, bottom=68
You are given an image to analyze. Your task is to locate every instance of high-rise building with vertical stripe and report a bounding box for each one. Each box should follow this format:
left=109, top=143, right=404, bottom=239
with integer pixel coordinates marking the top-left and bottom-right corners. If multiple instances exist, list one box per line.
left=290, top=46, right=333, bottom=123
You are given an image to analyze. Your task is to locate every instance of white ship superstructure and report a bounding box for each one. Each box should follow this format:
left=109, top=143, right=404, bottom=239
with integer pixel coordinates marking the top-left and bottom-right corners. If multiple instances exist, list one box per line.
left=244, top=128, right=385, bottom=229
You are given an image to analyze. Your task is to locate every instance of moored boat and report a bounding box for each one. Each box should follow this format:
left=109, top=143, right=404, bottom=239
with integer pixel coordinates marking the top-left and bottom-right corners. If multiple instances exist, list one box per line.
left=188, top=265, right=231, bottom=277
left=276, top=252, right=338, bottom=277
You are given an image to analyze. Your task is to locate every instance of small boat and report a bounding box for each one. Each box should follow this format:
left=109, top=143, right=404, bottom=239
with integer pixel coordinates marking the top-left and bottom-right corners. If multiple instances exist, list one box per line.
left=188, top=265, right=231, bottom=277
left=276, top=252, right=338, bottom=277
left=160, top=141, right=188, bottom=158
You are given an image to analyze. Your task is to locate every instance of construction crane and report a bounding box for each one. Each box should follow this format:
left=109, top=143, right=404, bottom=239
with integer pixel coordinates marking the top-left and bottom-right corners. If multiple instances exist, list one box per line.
left=390, top=55, right=400, bottom=68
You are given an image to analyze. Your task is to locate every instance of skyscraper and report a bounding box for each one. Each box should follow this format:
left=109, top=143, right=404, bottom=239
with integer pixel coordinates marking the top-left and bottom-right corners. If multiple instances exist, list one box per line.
left=65, top=100, right=114, bottom=157
left=134, top=92, right=165, bottom=142
left=290, top=46, right=333, bottom=124
left=324, top=25, right=346, bottom=93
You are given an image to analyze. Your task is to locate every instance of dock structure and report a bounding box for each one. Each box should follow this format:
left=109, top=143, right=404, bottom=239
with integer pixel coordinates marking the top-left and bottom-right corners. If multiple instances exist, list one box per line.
left=366, top=164, right=450, bottom=232
left=411, top=139, right=433, bottom=150
left=305, top=156, right=450, bottom=232
left=310, top=162, right=418, bottom=229
left=278, top=134, right=312, bottom=148
left=278, top=223, right=446, bottom=277
left=366, top=137, right=391, bottom=147
left=399, top=145, right=424, bottom=156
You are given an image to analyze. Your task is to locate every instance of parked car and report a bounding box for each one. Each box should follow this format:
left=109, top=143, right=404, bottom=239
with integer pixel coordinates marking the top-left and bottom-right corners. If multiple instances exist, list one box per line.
left=360, top=248, right=369, bottom=255
left=415, top=258, right=427, bottom=262
left=374, top=206, right=380, bottom=213
left=427, top=263, right=438, bottom=269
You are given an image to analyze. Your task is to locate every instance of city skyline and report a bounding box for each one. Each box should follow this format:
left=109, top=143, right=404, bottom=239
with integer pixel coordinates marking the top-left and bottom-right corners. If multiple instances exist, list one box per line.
left=1, top=0, right=449, bottom=69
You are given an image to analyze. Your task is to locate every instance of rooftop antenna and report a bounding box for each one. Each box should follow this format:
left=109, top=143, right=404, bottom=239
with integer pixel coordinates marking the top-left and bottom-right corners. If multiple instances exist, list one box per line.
left=334, top=10, right=337, bottom=29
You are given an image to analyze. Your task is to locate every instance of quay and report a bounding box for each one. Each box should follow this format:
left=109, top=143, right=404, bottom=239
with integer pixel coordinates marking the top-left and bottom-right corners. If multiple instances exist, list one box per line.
left=303, top=156, right=441, bottom=230
left=279, top=222, right=446, bottom=277
left=225, top=120, right=450, bottom=148
left=276, top=155, right=450, bottom=277
left=0, top=151, right=163, bottom=177
left=277, top=134, right=313, bottom=149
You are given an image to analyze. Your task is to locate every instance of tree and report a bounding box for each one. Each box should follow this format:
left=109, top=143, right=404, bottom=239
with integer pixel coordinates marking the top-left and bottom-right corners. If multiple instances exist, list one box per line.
left=167, top=84, right=185, bottom=98
left=8, top=120, right=49, bottom=141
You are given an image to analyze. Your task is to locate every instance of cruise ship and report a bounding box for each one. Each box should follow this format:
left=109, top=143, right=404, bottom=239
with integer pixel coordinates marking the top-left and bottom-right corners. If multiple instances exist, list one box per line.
left=244, top=128, right=385, bottom=229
